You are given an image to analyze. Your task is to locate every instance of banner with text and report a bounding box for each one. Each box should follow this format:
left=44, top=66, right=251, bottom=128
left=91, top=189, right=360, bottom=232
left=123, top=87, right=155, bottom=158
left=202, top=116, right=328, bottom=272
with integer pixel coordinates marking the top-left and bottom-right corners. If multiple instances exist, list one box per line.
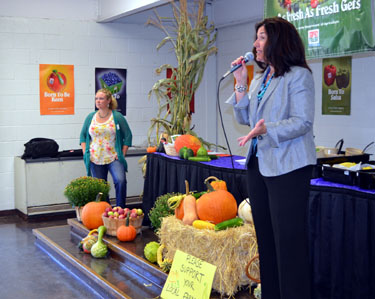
left=265, top=0, right=375, bottom=59
left=322, top=56, right=352, bottom=115
left=39, top=64, right=74, bottom=115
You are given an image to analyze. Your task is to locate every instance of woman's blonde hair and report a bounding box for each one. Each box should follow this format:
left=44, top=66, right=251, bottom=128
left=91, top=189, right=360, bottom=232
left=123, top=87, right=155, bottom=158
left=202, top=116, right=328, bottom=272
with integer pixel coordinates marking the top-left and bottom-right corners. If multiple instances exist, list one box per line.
left=96, top=88, right=118, bottom=110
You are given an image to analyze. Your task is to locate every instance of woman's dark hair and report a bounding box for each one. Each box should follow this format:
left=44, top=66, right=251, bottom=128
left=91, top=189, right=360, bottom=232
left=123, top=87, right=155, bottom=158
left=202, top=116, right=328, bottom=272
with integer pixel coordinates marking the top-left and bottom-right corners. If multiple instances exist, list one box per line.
left=253, top=17, right=311, bottom=77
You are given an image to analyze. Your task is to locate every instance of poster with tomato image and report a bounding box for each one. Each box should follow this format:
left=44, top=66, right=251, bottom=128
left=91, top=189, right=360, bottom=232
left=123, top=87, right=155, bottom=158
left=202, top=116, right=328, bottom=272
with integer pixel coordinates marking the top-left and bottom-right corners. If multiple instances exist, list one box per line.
left=265, top=0, right=375, bottom=59
left=39, top=64, right=74, bottom=115
left=322, top=56, right=351, bottom=115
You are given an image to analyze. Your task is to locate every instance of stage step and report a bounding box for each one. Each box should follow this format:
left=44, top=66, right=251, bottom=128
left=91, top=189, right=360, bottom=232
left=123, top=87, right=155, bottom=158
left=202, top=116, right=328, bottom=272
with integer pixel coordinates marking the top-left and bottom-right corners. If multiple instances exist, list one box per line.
left=33, top=219, right=167, bottom=299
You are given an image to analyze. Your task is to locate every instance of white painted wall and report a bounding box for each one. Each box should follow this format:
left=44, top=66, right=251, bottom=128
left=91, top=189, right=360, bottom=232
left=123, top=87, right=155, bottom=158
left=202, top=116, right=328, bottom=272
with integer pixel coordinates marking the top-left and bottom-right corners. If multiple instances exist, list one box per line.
left=2, top=0, right=374, bottom=211
left=216, top=20, right=375, bottom=158
left=0, top=1, right=216, bottom=211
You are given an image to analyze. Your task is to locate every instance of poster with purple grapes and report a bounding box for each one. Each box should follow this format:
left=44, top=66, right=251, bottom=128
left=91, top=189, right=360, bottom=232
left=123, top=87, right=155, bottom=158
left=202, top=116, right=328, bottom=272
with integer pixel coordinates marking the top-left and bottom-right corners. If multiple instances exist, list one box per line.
left=95, top=68, right=127, bottom=115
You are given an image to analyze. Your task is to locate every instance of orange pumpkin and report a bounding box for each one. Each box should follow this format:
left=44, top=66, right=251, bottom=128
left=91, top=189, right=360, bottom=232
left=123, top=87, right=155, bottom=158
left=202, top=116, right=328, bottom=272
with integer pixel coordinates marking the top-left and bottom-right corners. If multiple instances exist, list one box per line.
left=196, top=190, right=238, bottom=224
left=81, top=200, right=111, bottom=230
left=204, top=176, right=227, bottom=191
left=174, top=134, right=202, bottom=156
left=117, top=214, right=137, bottom=241
left=147, top=146, right=157, bottom=153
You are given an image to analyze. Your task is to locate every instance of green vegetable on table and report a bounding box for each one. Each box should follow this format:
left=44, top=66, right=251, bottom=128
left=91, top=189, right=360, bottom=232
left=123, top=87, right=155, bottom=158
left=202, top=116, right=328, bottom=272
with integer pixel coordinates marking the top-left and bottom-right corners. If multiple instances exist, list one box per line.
left=179, top=147, right=194, bottom=160
left=188, top=156, right=211, bottom=162
left=91, top=226, right=108, bottom=258
left=144, top=241, right=160, bottom=263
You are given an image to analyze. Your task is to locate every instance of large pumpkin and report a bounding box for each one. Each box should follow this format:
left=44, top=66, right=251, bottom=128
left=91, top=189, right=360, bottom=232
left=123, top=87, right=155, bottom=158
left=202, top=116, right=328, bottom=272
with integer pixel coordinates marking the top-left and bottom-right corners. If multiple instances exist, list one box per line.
left=196, top=190, right=238, bottom=224
left=174, top=135, right=202, bottom=156
left=81, top=201, right=111, bottom=229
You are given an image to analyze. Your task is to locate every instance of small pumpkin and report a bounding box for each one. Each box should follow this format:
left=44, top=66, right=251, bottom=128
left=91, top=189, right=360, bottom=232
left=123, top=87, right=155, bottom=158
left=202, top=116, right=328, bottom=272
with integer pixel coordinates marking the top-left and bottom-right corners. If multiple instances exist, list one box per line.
left=196, top=184, right=237, bottom=224
left=81, top=193, right=111, bottom=230
left=117, top=213, right=137, bottom=242
left=174, top=134, right=202, bottom=156
left=147, top=146, right=157, bottom=153
left=204, top=176, right=227, bottom=191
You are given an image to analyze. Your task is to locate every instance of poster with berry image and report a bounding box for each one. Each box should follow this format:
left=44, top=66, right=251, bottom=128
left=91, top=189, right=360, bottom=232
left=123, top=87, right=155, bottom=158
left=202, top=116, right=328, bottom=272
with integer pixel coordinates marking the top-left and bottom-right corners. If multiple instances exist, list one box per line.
left=322, top=56, right=351, bottom=115
left=95, top=68, right=127, bottom=115
left=265, top=0, right=375, bottom=59
left=39, top=64, right=74, bottom=115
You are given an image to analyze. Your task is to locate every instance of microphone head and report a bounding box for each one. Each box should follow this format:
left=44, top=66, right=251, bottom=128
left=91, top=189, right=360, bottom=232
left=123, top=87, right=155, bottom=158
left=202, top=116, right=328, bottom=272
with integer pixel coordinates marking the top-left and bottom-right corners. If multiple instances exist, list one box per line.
left=244, top=52, right=254, bottom=63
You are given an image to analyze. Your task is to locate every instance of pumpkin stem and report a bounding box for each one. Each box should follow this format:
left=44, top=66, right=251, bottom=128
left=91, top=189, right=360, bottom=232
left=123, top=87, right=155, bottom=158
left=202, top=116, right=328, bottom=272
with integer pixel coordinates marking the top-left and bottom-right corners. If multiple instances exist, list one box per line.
left=204, top=176, right=220, bottom=184
left=204, top=177, right=218, bottom=192
left=95, top=192, right=103, bottom=202
left=126, top=212, right=130, bottom=227
left=185, top=180, right=190, bottom=195
left=204, top=176, right=219, bottom=192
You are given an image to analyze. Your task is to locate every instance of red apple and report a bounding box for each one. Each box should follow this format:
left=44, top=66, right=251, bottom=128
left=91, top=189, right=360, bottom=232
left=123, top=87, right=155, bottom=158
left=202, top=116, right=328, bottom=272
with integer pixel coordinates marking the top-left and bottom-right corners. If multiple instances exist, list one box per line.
left=105, top=207, right=112, bottom=213
left=130, top=212, right=137, bottom=218
left=102, top=212, right=108, bottom=217
left=118, top=214, right=125, bottom=219
left=118, top=208, right=124, bottom=215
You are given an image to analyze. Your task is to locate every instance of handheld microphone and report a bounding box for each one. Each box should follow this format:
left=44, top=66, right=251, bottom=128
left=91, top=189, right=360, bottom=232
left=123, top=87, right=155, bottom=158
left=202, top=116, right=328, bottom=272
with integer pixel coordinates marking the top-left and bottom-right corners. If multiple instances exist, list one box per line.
left=222, top=52, right=254, bottom=79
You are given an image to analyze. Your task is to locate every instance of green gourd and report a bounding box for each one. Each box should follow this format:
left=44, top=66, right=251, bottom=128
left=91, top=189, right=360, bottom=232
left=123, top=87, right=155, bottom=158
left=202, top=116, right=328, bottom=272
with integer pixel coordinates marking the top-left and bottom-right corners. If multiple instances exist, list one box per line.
left=91, top=226, right=108, bottom=258
left=214, top=217, right=244, bottom=231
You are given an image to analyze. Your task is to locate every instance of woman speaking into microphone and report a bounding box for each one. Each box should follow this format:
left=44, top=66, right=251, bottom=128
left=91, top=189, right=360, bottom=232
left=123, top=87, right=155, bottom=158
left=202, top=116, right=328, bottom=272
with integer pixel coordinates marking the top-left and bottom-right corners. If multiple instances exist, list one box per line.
left=227, top=17, right=316, bottom=299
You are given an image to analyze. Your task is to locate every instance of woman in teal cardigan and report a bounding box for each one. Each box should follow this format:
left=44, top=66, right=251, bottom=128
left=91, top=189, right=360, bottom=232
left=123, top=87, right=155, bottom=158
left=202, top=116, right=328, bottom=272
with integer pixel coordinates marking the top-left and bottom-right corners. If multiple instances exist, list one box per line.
left=80, top=88, right=132, bottom=208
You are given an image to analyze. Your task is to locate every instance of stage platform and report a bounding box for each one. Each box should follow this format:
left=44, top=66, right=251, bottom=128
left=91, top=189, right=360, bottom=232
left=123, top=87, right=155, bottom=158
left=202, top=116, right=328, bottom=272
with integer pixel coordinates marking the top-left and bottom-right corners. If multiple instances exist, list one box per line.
left=33, top=219, right=254, bottom=298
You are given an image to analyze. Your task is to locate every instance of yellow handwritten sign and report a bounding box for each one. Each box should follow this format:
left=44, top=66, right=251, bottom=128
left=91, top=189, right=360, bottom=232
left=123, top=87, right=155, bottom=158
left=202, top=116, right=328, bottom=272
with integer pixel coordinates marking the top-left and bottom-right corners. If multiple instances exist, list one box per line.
left=161, top=250, right=217, bottom=299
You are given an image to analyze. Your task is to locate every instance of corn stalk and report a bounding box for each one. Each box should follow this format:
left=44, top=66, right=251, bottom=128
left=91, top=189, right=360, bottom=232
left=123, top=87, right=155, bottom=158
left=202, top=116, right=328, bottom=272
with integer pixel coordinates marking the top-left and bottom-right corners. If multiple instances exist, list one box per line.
left=147, top=0, right=217, bottom=145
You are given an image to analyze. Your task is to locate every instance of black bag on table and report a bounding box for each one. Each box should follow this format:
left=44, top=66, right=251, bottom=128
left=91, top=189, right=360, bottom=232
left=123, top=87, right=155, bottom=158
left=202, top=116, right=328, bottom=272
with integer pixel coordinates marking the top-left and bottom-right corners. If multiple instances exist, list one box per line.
left=21, top=138, right=59, bottom=159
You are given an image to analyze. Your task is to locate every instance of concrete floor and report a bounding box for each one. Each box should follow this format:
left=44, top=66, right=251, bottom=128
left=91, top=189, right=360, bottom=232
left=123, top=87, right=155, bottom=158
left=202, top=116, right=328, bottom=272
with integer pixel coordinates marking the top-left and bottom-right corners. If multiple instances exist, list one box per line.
left=0, top=214, right=100, bottom=299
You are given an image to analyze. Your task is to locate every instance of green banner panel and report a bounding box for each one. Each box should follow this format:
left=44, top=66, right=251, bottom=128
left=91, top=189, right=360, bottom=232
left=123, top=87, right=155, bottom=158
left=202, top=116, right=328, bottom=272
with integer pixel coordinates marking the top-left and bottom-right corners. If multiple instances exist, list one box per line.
left=265, top=0, right=375, bottom=59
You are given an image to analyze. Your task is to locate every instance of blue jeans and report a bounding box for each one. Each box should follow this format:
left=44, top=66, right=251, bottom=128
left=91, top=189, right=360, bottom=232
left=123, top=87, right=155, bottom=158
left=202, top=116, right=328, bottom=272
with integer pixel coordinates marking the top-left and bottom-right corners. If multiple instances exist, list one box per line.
left=90, top=160, right=127, bottom=208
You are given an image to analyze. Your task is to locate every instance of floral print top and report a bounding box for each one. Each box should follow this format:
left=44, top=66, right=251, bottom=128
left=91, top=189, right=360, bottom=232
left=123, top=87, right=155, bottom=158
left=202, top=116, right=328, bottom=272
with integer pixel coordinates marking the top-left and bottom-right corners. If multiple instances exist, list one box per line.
left=89, top=112, right=117, bottom=165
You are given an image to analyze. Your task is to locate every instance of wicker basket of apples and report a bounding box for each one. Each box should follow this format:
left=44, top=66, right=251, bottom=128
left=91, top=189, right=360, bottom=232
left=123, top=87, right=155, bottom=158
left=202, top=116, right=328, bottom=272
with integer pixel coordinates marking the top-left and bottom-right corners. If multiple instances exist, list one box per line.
left=102, top=206, right=144, bottom=236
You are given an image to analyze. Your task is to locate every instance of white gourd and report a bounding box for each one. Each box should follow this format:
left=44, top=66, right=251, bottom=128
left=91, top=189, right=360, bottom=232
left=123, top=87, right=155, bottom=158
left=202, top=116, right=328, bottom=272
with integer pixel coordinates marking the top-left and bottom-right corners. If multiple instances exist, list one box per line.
left=238, top=199, right=253, bottom=224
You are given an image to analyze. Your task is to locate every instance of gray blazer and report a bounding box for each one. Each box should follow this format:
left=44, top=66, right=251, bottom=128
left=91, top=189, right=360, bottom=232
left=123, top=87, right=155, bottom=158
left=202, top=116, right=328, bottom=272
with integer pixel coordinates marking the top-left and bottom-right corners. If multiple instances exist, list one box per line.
left=227, top=66, right=316, bottom=177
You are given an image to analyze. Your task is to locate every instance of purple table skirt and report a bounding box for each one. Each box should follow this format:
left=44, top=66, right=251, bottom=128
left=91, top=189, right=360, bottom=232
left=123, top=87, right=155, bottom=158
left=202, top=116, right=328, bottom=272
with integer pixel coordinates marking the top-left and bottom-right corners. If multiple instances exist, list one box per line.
left=310, top=177, right=375, bottom=194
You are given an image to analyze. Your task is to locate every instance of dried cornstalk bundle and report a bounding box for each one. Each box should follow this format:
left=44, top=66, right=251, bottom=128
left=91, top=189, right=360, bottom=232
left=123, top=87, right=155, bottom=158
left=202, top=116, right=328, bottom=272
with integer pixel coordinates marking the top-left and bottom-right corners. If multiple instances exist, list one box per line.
left=158, top=216, right=258, bottom=296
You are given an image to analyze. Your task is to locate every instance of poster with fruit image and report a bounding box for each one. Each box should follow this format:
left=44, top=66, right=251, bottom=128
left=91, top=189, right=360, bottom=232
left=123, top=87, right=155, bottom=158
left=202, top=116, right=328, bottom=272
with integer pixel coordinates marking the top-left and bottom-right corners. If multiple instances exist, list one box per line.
left=39, top=64, right=74, bottom=115
left=265, top=0, right=375, bottom=59
left=95, top=68, right=127, bottom=115
left=322, top=56, right=351, bottom=115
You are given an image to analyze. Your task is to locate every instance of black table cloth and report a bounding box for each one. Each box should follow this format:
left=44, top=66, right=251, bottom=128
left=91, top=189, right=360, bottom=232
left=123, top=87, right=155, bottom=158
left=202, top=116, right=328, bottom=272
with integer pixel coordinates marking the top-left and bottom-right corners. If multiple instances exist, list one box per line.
left=142, top=152, right=375, bottom=299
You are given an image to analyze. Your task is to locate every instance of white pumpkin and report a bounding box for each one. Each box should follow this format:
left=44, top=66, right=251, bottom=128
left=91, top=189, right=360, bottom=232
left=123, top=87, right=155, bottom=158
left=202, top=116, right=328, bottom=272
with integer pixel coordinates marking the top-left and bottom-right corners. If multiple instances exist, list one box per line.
left=238, top=199, right=253, bottom=224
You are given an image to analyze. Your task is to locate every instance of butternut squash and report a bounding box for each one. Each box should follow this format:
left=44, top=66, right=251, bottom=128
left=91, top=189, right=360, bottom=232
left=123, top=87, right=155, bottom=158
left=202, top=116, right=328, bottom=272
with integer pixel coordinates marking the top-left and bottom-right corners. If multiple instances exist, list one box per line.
left=182, top=180, right=198, bottom=225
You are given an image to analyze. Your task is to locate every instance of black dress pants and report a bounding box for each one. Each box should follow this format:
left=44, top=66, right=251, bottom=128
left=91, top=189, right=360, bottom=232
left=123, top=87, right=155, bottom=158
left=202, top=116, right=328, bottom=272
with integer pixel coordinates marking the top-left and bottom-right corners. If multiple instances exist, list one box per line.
left=247, top=156, right=312, bottom=299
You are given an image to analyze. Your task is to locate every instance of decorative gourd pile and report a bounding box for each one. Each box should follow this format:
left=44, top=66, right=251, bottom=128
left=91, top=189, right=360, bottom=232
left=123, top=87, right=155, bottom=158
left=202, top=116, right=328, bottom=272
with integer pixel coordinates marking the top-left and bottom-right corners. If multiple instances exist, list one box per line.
left=167, top=177, right=252, bottom=231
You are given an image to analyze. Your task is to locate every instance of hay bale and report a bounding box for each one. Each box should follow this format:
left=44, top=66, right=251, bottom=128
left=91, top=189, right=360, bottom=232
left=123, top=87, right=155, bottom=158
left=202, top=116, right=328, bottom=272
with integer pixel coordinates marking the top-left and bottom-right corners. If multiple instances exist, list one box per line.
left=158, top=216, right=258, bottom=296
